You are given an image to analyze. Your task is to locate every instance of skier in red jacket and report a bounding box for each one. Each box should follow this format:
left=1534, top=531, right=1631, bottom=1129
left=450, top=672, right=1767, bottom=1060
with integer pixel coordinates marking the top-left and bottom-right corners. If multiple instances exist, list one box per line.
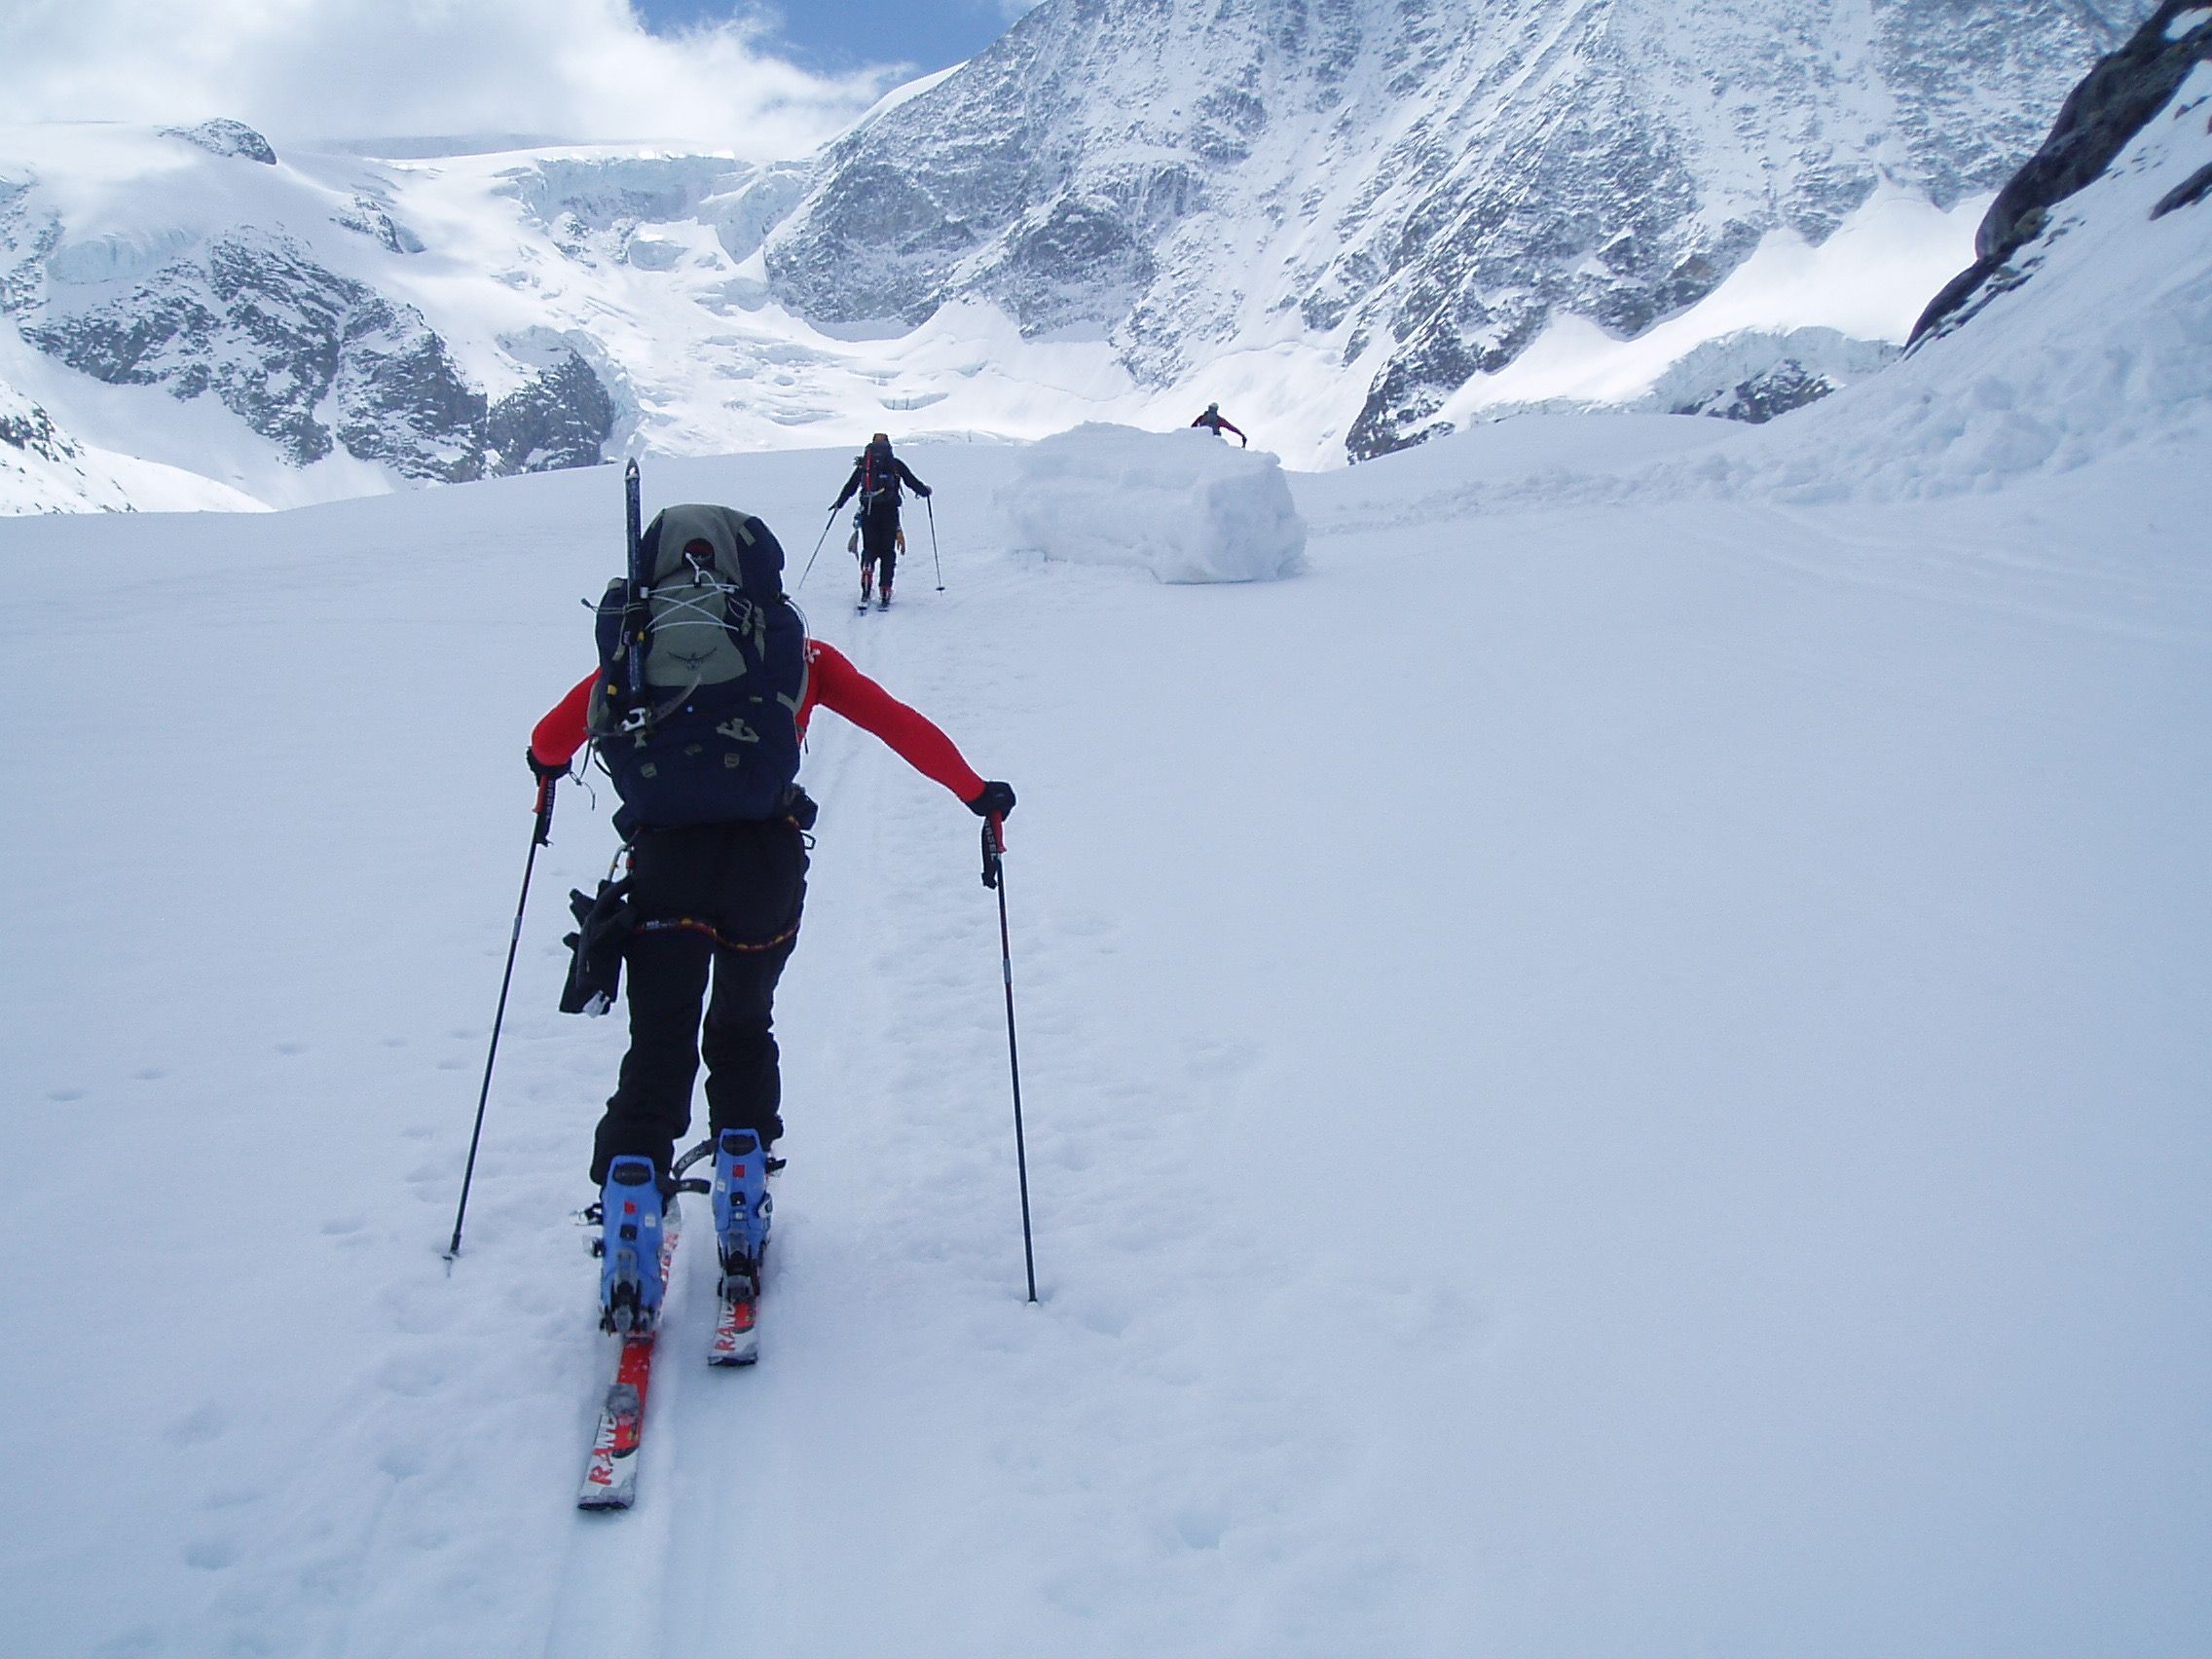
left=528, top=606, right=1014, bottom=1194
left=1192, top=402, right=1247, bottom=446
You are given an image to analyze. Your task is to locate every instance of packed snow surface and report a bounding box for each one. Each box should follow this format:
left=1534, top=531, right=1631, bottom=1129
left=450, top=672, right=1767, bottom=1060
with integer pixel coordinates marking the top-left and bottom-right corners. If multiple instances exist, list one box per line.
left=999, top=424, right=1306, bottom=583
left=2, top=373, right=2208, bottom=1653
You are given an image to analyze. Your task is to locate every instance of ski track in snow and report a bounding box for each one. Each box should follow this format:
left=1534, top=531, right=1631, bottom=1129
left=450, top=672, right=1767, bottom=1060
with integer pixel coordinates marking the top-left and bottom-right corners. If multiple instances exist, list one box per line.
left=2, top=423, right=2209, bottom=1656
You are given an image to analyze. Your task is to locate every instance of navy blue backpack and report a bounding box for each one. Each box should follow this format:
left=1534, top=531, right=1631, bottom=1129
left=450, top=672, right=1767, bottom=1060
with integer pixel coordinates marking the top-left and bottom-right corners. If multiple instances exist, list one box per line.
left=589, top=503, right=810, bottom=830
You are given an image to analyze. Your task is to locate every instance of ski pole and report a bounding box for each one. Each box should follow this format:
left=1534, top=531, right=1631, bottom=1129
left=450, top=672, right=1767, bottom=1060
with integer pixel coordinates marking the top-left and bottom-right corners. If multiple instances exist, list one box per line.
left=447, top=773, right=556, bottom=1261
left=794, top=505, right=839, bottom=594
left=980, top=817, right=1038, bottom=1303
left=927, top=496, right=944, bottom=591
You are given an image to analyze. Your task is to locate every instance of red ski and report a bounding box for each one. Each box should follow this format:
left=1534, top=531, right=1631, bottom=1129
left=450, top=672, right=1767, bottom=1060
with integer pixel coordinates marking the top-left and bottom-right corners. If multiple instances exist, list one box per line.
left=708, top=1282, right=759, bottom=1366
left=576, top=1204, right=682, bottom=1511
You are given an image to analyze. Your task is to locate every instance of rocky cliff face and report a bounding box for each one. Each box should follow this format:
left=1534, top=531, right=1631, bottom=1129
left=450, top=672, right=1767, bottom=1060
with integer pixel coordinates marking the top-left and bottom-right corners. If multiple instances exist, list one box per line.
left=1913, top=0, right=2212, bottom=345
left=765, top=0, right=2148, bottom=458
left=1, top=124, right=618, bottom=495
left=23, top=231, right=484, bottom=480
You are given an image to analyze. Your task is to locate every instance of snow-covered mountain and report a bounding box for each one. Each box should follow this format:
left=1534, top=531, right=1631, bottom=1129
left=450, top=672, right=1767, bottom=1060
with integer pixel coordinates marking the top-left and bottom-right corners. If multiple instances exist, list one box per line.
left=0, top=0, right=2155, bottom=512
left=0, top=121, right=628, bottom=511
left=768, top=0, right=2148, bottom=458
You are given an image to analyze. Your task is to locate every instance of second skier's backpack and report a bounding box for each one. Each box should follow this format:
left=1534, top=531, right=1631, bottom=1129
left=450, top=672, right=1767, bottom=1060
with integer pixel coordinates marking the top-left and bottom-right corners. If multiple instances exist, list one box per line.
left=859, top=441, right=900, bottom=506
left=589, top=503, right=809, bottom=830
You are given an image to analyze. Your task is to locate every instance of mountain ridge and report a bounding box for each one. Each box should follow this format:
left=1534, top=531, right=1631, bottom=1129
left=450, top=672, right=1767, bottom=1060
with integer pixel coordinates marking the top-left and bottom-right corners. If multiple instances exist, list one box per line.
left=0, top=0, right=2157, bottom=510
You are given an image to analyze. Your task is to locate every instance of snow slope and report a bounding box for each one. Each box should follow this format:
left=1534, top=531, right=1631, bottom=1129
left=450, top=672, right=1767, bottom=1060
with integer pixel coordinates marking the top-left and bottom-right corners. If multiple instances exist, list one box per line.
left=2, top=386, right=2208, bottom=1653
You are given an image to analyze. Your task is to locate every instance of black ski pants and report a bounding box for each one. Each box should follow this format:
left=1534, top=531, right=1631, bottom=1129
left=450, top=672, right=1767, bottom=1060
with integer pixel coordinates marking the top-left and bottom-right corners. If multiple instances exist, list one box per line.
left=591, top=817, right=807, bottom=1186
left=858, top=497, right=901, bottom=592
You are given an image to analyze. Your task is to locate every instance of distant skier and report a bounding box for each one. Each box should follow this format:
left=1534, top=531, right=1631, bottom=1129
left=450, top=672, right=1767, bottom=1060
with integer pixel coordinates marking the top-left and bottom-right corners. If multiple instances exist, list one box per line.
left=1191, top=402, right=1246, bottom=446
left=830, top=432, right=932, bottom=608
left=528, top=501, right=1013, bottom=1329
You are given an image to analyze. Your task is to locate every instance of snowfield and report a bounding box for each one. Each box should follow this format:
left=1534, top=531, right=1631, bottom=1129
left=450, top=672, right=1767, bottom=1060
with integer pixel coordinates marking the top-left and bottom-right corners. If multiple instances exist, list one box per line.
left=1, top=388, right=2207, bottom=1653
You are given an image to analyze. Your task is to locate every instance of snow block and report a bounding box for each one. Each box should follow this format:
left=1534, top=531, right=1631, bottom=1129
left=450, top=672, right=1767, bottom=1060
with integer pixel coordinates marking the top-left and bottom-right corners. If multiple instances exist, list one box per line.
left=1001, top=423, right=1305, bottom=583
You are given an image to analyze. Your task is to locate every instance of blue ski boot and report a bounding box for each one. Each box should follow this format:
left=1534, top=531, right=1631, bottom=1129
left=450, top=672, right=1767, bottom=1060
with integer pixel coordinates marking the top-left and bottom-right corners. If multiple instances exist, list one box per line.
left=598, top=1156, right=667, bottom=1334
left=711, top=1129, right=772, bottom=1299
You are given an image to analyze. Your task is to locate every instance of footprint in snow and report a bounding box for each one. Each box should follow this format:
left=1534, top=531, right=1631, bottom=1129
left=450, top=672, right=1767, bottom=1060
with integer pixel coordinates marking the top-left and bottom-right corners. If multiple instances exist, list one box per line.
left=376, top=1351, right=449, bottom=1398
left=47, top=1087, right=88, bottom=1101
left=1186, top=1039, right=1259, bottom=1081
left=183, top=1537, right=238, bottom=1571
left=1172, top=1508, right=1227, bottom=1551
left=166, top=1403, right=229, bottom=1447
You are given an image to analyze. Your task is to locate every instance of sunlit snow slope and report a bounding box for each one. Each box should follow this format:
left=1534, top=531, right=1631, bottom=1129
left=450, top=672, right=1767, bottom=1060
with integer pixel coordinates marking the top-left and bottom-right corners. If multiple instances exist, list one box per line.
left=2, top=365, right=2208, bottom=1657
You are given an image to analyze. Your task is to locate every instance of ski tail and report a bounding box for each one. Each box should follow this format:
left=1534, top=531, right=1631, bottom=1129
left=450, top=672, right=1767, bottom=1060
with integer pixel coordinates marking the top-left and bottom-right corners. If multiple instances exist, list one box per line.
left=578, top=1200, right=682, bottom=1510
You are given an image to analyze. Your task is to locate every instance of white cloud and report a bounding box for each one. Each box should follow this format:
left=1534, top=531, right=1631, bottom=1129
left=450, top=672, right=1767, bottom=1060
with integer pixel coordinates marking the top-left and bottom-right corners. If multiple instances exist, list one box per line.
left=0, top=0, right=893, bottom=157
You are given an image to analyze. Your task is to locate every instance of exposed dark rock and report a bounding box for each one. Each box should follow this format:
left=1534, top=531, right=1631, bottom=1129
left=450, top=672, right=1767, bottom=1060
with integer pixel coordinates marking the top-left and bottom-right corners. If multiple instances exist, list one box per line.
left=0, top=183, right=61, bottom=315
left=329, top=306, right=487, bottom=483
left=17, top=203, right=620, bottom=486
left=161, top=121, right=277, bottom=166
left=1912, top=1, right=2212, bottom=343
left=1672, top=360, right=1838, bottom=424
left=2153, top=158, right=2212, bottom=217
left=23, top=231, right=488, bottom=479
left=335, top=195, right=426, bottom=254
left=487, top=350, right=615, bottom=475
left=0, top=390, right=76, bottom=461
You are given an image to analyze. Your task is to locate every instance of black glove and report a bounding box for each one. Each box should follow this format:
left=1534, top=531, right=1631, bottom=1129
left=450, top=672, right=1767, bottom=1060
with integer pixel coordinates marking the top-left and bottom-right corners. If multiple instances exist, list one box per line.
left=966, top=781, right=1015, bottom=820
left=916, top=484, right=933, bottom=498
left=528, top=747, right=566, bottom=782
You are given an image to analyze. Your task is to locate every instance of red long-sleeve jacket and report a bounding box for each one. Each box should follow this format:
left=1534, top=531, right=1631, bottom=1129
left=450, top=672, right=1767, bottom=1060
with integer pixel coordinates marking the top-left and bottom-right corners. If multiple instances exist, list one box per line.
left=531, top=639, right=985, bottom=804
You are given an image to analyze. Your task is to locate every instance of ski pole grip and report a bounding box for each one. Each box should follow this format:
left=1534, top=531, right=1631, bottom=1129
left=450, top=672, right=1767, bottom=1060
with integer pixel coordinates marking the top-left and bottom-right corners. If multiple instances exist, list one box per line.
left=534, top=774, right=558, bottom=846
left=979, top=816, right=1004, bottom=889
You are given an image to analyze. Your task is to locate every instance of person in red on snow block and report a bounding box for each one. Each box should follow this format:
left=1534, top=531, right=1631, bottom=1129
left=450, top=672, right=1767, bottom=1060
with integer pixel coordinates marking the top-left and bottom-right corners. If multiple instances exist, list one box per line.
left=527, top=503, right=1013, bottom=1317
left=1191, top=401, right=1247, bottom=446
left=830, top=431, right=931, bottom=608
